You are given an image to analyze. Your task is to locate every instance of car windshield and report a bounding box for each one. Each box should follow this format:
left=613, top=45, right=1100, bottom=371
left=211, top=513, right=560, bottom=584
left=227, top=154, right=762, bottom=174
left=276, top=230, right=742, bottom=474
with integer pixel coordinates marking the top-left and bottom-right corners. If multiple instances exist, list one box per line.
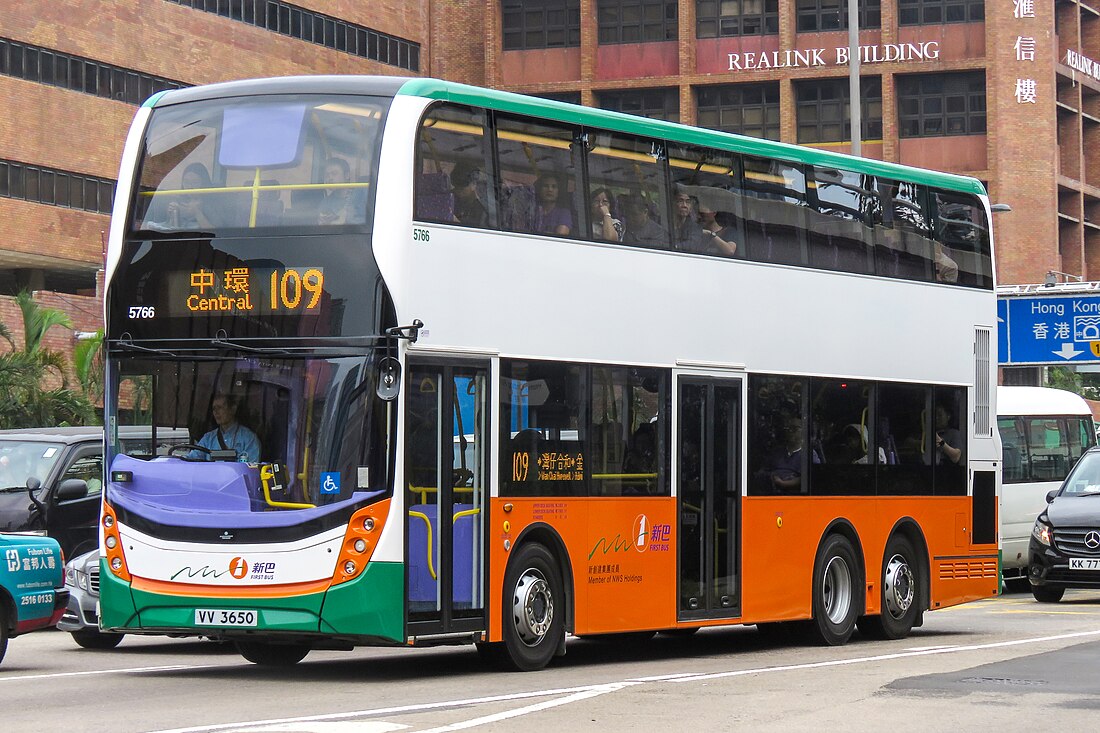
left=0, top=440, right=65, bottom=490
left=1061, top=451, right=1100, bottom=496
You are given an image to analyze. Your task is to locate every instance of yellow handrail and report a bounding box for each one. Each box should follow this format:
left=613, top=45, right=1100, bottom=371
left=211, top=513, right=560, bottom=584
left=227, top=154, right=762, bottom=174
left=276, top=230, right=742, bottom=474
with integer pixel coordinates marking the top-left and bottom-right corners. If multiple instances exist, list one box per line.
left=408, top=509, right=436, bottom=580
left=258, top=464, right=315, bottom=510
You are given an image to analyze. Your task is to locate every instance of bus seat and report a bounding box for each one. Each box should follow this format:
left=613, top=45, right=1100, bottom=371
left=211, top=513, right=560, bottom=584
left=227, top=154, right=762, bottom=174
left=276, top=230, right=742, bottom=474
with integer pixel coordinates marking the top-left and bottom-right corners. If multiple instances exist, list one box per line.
left=451, top=504, right=478, bottom=607
left=415, top=172, right=454, bottom=222
left=501, top=184, right=536, bottom=231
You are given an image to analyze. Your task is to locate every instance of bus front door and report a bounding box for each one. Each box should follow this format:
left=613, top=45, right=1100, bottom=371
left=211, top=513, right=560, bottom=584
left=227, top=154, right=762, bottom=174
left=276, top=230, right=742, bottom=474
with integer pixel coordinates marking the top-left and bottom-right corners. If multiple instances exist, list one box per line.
left=677, top=377, right=742, bottom=620
left=405, top=358, right=489, bottom=637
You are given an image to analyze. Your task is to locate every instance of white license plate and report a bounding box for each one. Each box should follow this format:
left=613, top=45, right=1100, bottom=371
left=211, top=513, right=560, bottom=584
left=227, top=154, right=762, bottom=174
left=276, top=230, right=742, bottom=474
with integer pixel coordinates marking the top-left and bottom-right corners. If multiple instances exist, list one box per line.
left=1070, top=558, right=1100, bottom=571
left=194, top=609, right=258, bottom=627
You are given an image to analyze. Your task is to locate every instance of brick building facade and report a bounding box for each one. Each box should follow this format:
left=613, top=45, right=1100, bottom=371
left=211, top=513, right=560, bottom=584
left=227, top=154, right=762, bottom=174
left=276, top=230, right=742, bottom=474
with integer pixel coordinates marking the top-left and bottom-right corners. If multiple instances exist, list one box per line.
left=1, top=1, right=1097, bottom=377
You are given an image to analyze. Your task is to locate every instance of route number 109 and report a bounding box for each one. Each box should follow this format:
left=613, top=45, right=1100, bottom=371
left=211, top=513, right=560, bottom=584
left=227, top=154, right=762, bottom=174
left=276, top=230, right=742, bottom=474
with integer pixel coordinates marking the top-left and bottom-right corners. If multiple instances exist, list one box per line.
left=269, top=268, right=324, bottom=311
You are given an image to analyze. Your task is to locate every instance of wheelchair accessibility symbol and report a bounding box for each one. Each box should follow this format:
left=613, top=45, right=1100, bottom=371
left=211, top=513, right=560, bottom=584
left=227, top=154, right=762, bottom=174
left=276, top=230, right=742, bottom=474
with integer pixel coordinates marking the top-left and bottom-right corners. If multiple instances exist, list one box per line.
left=321, top=472, right=341, bottom=495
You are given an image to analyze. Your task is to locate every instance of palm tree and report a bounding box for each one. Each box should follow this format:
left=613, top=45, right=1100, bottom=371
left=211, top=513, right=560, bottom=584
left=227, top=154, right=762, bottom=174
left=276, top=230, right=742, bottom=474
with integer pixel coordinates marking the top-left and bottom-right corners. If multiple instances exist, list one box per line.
left=0, top=292, right=95, bottom=429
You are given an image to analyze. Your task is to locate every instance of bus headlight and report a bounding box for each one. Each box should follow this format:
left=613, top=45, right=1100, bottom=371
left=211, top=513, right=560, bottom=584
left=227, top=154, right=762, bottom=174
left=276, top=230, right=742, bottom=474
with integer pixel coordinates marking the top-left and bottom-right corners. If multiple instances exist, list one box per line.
left=1032, top=519, right=1053, bottom=546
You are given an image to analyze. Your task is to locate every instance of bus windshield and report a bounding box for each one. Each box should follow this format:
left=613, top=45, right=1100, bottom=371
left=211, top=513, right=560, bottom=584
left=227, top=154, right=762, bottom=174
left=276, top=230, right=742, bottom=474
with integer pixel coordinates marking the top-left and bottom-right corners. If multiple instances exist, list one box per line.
left=107, top=354, right=394, bottom=520
left=130, top=94, right=388, bottom=235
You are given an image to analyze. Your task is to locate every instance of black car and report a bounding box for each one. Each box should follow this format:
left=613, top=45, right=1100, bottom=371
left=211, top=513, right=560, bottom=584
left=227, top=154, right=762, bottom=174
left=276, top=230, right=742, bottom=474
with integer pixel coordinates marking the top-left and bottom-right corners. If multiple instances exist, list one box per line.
left=0, top=427, right=188, bottom=558
left=1029, top=446, right=1100, bottom=602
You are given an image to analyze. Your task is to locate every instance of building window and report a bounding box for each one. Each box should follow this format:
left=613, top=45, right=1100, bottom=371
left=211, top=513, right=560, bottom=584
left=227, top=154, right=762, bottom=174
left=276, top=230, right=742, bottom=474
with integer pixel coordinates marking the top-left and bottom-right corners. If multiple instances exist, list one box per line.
left=0, top=37, right=186, bottom=105
left=898, top=0, right=984, bottom=25
left=502, top=0, right=580, bottom=50
left=598, top=88, right=680, bottom=122
left=697, top=83, right=780, bottom=140
left=164, top=0, right=420, bottom=72
left=897, top=71, right=986, bottom=138
left=697, top=0, right=779, bottom=38
left=531, top=91, right=583, bottom=105
left=796, top=0, right=881, bottom=32
left=795, top=77, right=882, bottom=143
left=0, top=158, right=114, bottom=215
left=598, top=0, right=678, bottom=44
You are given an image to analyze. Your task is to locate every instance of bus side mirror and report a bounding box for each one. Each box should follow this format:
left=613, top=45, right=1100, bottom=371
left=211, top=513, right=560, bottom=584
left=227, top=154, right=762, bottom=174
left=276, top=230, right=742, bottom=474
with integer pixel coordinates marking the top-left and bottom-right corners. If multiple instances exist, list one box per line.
left=376, top=357, right=401, bottom=402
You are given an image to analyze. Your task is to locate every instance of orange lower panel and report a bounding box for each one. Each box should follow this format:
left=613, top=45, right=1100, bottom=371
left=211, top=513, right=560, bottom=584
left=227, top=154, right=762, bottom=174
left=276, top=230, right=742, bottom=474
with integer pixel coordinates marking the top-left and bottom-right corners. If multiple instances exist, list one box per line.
left=487, top=495, right=998, bottom=640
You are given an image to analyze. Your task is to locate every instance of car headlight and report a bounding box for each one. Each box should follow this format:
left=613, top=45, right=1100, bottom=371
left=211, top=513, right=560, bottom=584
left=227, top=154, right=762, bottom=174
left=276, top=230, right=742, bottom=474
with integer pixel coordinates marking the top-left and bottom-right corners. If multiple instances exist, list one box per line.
left=1032, top=519, right=1053, bottom=546
left=72, top=569, right=89, bottom=590
left=64, top=566, right=77, bottom=587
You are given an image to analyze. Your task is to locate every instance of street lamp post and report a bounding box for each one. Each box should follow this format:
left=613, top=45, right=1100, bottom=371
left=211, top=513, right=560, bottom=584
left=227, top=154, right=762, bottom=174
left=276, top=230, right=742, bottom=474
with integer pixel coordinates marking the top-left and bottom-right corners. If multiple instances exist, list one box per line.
left=848, top=0, right=861, bottom=156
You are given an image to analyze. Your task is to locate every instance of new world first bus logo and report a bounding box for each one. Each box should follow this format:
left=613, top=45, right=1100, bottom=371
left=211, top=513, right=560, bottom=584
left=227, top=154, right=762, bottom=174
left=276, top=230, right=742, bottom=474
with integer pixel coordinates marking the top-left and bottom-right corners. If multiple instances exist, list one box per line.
left=229, top=557, right=249, bottom=579
left=588, top=514, right=672, bottom=559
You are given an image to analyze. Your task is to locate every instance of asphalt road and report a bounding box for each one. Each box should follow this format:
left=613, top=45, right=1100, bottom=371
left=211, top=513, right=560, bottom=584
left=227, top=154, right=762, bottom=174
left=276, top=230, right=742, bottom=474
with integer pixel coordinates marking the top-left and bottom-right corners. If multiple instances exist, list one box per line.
left=3, top=585, right=1100, bottom=732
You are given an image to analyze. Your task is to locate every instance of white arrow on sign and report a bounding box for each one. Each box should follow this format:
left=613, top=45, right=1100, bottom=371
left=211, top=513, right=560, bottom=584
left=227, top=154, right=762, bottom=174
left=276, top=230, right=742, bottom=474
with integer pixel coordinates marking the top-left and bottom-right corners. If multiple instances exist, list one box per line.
left=1053, top=343, right=1084, bottom=360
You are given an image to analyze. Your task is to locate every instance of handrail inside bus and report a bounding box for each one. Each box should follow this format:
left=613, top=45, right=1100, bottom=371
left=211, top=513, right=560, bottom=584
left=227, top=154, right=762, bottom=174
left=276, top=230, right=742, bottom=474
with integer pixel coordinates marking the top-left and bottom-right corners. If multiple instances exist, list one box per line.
left=259, top=463, right=316, bottom=510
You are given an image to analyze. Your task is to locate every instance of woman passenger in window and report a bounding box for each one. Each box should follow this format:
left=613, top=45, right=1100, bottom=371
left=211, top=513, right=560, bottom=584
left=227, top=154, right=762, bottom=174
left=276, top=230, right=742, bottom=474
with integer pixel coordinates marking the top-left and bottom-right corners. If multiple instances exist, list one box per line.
left=532, top=173, right=573, bottom=236
left=165, top=163, right=220, bottom=230
left=696, top=203, right=739, bottom=256
left=590, top=187, right=623, bottom=242
left=318, top=157, right=357, bottom=225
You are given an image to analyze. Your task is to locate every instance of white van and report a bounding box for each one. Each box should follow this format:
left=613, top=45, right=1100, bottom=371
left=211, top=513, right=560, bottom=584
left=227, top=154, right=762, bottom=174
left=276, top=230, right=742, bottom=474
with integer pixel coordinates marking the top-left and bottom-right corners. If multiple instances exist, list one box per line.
left=997, top=386, right=1096, bottom=577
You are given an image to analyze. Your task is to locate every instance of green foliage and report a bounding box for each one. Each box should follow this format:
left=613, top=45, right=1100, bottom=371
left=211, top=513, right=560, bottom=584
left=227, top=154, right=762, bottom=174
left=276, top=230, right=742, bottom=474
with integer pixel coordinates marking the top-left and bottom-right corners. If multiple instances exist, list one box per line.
left=1047, top=366, right=1100, bottom=401
left=0, top=292, right=96, bottom=430
left=73, top=329, right=105, bottom=405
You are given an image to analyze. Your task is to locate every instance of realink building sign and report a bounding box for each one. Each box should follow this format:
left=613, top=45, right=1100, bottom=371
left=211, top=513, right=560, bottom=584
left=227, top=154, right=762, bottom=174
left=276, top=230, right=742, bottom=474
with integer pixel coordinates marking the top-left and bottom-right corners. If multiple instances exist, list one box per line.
left=727, top=41, right=940, bottom=71
left=1065, top=49, right=1100, bottom=83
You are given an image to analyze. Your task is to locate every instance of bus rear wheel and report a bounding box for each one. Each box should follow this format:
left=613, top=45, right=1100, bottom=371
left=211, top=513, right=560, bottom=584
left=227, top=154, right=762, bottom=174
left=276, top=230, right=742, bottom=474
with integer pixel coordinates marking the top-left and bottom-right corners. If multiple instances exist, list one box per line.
left=809, top=534, right=860, bottom=646
left=499, top=543, right=564, bottom=672
left=858, top=535, right=921, bottom=640
left=236, top=640, right=311, bottom=666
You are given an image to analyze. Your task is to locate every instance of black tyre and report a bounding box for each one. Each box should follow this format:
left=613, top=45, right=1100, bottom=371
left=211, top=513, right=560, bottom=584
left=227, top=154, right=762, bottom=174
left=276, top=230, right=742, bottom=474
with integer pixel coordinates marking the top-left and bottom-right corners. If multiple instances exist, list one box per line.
left=808, top=534, right=860, bottom=646
left=1031, top=584, right=1065, bottom=603
left=858, top=535, right=921, bottom=640
left=71, top=629, right=125, bottom=649
left=500, top=543, right=565, bottom=672
left=0, top=605, right=8, bottom=665
left=236, top=641, right=311, bottom=666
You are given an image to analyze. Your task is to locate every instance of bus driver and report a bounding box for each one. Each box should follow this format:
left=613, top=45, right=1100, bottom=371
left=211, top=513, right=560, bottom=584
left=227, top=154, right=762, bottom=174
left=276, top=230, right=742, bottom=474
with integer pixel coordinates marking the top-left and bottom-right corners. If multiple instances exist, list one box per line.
left=190, top=393, right=261, bottom=463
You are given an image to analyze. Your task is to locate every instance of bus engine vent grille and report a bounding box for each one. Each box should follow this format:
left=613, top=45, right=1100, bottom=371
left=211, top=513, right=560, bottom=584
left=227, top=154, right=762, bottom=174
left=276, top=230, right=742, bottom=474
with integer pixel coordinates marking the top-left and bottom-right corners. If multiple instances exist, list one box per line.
left=974, top=327, right=992, bottom=437
left=938, top=559, right=998, bottom=580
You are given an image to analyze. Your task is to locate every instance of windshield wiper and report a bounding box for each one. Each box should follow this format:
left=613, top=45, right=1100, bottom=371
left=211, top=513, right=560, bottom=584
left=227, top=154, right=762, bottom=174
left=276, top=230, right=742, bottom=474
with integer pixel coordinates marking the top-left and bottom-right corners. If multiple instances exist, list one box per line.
left=211, top=335, right=290, bottom=355
left=110, top=337, right=179, bottom=358
left=0, top=485, right=29, bottom=493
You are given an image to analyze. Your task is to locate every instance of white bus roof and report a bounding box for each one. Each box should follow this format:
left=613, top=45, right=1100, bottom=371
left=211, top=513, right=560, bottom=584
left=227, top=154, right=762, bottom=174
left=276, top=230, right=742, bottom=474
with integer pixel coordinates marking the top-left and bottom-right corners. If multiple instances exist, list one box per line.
left=996, top=386, right=1093, bottom=417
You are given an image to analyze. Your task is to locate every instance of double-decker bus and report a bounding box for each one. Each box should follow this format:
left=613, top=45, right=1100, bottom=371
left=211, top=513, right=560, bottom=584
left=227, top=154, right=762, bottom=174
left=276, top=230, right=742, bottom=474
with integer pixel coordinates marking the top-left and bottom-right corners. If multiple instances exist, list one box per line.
left=101, top=76, right=1000, bottom=670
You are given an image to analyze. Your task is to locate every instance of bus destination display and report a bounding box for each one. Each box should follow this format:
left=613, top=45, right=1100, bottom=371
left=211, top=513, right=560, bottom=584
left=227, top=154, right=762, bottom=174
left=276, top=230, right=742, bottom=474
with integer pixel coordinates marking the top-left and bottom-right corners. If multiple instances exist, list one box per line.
left=142, top=266, right=326, bottom=317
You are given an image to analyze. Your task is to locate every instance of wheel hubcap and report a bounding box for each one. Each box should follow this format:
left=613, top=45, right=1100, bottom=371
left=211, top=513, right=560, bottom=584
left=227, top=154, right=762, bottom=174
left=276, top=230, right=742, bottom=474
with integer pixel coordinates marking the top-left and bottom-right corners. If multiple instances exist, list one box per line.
left=512, top=568, right=553, bottom=647
left=822, top=555, right=852, bottom=624
left=883, top=553, right=915, bottom=619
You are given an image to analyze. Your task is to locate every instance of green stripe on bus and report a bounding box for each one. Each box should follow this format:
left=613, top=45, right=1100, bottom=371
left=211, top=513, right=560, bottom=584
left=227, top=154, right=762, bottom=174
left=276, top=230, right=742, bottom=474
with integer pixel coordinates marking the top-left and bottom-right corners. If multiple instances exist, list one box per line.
left=99, top=560, right=404, bottom=640
left=396, top=78, right=986, bottom=197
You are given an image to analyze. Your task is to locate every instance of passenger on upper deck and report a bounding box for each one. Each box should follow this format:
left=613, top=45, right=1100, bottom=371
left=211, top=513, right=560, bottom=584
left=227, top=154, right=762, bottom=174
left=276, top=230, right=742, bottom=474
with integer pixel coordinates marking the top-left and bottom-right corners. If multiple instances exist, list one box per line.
left=165, top=163, right=221, bottom=230
left=318, top=158, right=359, bottom=226
left=589, top=188, right=624, bottom=242
left=532, top=173, right=573, bottom=237
left=621, top=194, right=667, bottom=247
left=696, top=201, right=739, bottom=256
left=450, top=161, right=489, bottom=227
left=672, top=190, right=706, bottom=251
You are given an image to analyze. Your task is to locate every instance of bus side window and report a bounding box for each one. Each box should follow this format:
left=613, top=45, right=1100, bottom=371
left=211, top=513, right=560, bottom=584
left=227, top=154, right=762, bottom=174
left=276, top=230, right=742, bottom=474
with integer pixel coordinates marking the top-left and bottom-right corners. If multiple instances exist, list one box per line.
left=416, top=104, right=496, bottom=228
left=495, top=115, right=580, bottom=238
left=742, top=156, right=809, bottom=267
left=932, top=190, right=992, bottom=288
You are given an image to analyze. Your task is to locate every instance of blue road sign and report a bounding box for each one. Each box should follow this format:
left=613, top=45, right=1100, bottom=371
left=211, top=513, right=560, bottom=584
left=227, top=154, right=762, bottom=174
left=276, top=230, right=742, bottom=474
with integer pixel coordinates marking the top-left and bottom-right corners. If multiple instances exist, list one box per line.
left=999, top=294, right=1100, bottom=365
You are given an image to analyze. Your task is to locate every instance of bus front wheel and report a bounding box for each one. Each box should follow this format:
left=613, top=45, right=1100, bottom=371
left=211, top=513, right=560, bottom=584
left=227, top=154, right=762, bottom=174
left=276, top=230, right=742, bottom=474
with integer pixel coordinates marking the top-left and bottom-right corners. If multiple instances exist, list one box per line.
left=858, top=535, right=921, bottom=640
left=809, top=534, right=860, bottom=646
left=236, top=640, right=311, bottom=666
left=499, top=543, right=564, bottom=672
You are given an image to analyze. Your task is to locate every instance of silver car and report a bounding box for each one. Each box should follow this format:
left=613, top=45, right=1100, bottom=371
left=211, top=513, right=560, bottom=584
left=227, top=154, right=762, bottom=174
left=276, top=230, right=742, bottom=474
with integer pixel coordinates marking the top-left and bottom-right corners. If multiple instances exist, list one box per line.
left=56, top=549, right=124, bottom=649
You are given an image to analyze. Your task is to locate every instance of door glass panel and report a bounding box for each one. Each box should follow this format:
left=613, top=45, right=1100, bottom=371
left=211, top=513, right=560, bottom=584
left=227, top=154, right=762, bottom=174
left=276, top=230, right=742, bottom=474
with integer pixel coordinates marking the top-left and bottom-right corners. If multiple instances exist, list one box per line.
left=678, top=383, right=705, bottom=612
left=407, top=366, right=443, bottom=619
left=713, top=385, right=739, bottom=610
left=451, top=369, right=486, bottom=617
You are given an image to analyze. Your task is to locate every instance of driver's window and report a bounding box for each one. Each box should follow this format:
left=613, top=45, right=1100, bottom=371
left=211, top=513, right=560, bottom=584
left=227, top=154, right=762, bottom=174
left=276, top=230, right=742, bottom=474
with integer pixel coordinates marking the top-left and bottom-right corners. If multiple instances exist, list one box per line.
left=63, top=455, right=103, bottom=495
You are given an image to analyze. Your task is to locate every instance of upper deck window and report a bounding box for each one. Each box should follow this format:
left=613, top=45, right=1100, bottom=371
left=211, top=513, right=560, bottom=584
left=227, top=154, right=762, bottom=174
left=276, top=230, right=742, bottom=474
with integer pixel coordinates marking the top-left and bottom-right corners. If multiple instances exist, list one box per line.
left=131, top=95, right=389, bottom=235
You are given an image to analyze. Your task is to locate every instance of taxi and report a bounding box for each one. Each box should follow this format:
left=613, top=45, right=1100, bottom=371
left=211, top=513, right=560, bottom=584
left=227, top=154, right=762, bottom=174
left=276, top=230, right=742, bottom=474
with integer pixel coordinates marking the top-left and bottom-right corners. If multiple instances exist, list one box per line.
left=1, top=532, right=68, bottom=665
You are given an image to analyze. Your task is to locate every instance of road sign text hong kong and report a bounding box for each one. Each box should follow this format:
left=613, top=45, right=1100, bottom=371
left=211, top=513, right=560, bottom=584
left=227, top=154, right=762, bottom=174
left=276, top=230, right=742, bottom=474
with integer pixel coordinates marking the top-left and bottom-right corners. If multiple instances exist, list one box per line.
left=998, top=295, right=1100, bottom=365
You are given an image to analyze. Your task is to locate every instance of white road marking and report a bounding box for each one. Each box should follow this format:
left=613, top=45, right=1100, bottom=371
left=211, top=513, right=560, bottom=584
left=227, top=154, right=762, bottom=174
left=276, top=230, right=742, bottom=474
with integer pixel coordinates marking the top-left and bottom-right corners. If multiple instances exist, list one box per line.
left=415, top=682, right=639, bottom=733
left=243, top=725, right=407, bottom=733
left=0, top=663, right=217, bottom=683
